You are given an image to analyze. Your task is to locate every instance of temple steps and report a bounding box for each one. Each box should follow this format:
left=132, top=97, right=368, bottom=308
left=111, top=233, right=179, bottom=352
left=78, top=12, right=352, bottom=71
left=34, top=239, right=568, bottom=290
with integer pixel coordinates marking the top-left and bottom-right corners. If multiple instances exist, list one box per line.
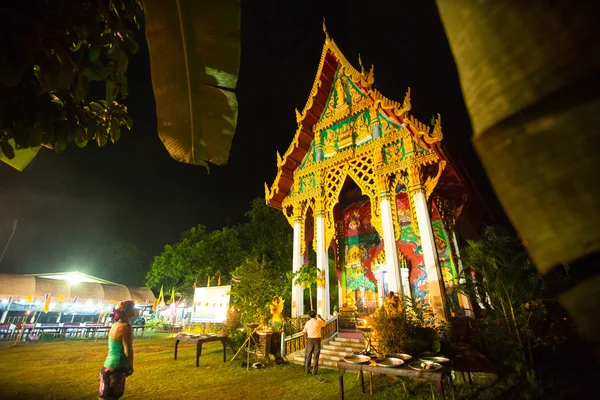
left=288, top=334, right=367, bottom=368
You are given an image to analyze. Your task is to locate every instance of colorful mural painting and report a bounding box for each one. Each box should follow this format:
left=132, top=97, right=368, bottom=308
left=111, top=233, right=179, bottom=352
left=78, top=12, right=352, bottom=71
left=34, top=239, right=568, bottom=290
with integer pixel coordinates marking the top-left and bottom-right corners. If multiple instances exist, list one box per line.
left=339, top=193, right=382, bottom=312
left=395, top=189, right=460, bottom=314
left=431, top=202, right=460, bottom=313
left=395, top=190, right=427, bottom=310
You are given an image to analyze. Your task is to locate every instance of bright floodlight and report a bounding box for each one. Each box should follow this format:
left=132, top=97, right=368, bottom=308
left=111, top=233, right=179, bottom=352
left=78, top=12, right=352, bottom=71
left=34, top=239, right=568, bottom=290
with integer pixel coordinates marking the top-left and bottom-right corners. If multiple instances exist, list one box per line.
left=67, top=272, right=84, bottom=284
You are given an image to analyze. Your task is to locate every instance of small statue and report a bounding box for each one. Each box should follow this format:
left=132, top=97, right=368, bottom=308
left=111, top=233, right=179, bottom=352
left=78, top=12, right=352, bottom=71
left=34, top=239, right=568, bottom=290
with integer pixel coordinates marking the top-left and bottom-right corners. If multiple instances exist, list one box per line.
left=269, top=296, right=284, bottom=330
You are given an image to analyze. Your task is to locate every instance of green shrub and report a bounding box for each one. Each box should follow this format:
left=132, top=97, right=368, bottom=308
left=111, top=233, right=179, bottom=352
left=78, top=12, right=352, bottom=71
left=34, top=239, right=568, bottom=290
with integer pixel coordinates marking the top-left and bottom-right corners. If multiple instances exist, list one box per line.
left=145, top=319, right=173, bottom=331
left=370, top=296, right=450, bottom=357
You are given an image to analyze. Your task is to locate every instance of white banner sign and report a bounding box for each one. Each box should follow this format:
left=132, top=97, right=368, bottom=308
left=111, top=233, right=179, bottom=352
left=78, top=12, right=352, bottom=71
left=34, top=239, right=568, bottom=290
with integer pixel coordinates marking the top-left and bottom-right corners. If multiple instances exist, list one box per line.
left=191, top=285, right=231, bottom=323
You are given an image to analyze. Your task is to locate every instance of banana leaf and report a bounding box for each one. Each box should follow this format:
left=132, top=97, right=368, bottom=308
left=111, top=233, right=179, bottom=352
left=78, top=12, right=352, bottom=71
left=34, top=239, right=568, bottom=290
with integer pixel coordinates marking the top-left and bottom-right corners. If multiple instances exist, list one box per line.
left=0, top=139, right=40, bottom=172
left=144, top=0, right=240, bottom=168
left=436, top=1, right=600, bottom=360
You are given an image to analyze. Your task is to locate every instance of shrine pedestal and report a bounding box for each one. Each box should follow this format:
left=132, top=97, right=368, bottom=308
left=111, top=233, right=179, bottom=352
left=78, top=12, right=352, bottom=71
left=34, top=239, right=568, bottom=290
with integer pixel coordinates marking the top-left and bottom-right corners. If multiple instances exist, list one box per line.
left=256, top=331, right=282, bottom=357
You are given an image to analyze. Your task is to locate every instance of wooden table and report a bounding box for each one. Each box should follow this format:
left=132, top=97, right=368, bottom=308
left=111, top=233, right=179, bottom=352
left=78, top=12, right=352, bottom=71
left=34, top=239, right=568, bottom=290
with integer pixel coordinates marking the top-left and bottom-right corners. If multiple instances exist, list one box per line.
left=174, top=334, right=228, bottom=367
left=337, top=360, right=453, bottom=400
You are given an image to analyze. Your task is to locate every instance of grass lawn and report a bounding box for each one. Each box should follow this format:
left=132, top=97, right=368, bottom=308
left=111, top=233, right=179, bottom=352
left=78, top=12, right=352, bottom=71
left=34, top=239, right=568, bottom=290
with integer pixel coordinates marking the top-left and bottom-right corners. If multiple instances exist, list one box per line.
left=0, top=335, right=509, bottom=400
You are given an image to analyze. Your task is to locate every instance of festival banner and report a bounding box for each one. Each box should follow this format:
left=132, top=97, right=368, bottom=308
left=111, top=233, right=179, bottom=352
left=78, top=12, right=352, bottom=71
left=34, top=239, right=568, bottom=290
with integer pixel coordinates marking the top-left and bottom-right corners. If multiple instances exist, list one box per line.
left=191, top=286, right=231, bottom=323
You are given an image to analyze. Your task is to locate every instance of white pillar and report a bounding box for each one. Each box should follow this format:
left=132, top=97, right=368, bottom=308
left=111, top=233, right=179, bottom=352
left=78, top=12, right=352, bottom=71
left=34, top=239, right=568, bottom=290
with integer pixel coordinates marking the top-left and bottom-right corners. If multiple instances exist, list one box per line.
left=413, top=191, right=448, bottom=322
left=292, top=219, right=304, bottom=318
left=401, top=266, right=412, bottom=302
left=451, top=231, right=474, bottom=318
left=380, top=198, right=403, bottom=298
left=374, top=270, right=384, bottom=307
left=315, top=215, right=330, bottom=318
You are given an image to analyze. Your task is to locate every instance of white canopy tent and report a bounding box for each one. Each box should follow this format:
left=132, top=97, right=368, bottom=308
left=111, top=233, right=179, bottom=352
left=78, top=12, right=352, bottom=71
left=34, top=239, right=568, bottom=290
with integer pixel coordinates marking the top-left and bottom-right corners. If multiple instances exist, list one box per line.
left=0, top=272, right=155, bottom=304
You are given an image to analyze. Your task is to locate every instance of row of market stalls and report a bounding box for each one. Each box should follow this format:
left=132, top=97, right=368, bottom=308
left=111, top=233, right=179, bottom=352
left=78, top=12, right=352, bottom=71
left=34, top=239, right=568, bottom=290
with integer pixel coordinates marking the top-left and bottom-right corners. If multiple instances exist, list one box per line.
left=0, top=272, right=155, bottom=324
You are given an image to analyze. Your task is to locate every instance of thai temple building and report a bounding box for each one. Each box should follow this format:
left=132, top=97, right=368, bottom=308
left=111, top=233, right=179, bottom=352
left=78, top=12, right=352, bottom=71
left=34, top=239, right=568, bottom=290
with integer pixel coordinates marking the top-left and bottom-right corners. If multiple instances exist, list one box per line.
left=265, top=25, right=479, bottom=323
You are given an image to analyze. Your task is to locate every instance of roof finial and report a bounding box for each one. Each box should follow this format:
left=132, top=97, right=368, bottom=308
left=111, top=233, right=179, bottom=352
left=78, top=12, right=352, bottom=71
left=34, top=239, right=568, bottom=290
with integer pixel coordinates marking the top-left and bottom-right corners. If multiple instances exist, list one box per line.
left=402, top=87, right=412, bottom=112
left=358, top=53, right=365, bottom=74
left=323, top=19, right=330, bottom=42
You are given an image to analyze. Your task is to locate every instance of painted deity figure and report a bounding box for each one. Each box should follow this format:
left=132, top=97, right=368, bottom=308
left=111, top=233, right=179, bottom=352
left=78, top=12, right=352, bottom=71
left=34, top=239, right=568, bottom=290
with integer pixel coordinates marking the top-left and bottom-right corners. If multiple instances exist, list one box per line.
left=348, top=211, right=361, bottom=231
left=323, top=128, right=337, bottom=156
left=270, top=296, right=284, bottom=330
left=354, top=113, right=371, bottom=144
left=335, top=73, right=348, bottom=108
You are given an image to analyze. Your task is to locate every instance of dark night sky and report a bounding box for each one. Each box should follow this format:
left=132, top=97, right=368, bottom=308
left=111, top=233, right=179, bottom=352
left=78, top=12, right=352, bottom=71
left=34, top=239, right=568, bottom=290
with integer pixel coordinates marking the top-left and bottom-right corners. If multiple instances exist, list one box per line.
left=0, top=0, right=504, bottom=275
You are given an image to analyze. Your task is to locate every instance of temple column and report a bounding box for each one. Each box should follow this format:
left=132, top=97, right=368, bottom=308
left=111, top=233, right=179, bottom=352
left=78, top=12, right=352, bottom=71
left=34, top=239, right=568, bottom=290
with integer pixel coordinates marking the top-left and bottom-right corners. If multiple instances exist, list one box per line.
left=291, top=204, right=304, bottom=318
left=451, top=230, right=474, bottom=317
left=399, top=255, right=413, bottom=302
left=315, top=199, right=330, bottom=318
left=380, top=197, right=402, bottom=298
left=375, top=156, right=403, bottom=299
left=408, top=164, right=448, bottom=322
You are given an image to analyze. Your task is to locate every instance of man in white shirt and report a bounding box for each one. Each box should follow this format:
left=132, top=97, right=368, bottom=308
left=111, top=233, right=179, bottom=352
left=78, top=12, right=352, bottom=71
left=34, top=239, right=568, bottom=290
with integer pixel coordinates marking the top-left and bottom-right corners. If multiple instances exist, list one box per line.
left=302, top=310, right=326, bottom=375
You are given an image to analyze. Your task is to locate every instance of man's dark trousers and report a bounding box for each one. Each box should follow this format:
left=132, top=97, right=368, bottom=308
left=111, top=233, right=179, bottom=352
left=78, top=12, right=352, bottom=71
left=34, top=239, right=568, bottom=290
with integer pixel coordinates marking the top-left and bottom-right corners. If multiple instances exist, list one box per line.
left=305, top=337, right=322, bottom=375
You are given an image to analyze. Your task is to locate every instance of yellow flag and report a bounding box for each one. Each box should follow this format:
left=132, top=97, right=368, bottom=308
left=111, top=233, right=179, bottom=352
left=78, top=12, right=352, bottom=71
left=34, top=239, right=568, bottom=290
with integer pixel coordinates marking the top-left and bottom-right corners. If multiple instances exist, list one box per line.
left=25, top=295, right=33, bottom=303
left=42, top=293, right=52, bottom=313
left=57, top=294, right=65, bottom=302
left=207, top=276, right=210, bottom=287
left=158, top=286, right=165, bottom=306
left=218, top=275, right=221, bottom=286
left=170, top=287, right=176, bottom=303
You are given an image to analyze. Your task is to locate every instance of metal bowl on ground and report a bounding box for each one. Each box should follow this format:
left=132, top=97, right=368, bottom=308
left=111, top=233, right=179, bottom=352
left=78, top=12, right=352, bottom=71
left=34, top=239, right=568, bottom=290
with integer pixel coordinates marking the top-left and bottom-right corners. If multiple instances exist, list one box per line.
left=375, top=357, right=404, bottom=368
left=419, top=356, right=450, bottom=364
left=343, top=354, right=371, bottom=364
left=385, top=353, right=412, bottom=361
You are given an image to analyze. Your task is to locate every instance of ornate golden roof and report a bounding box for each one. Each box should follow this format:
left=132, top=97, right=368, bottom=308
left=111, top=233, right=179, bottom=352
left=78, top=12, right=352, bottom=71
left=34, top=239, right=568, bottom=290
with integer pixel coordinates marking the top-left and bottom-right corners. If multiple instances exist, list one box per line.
left=265, top=23, right=453, bottom=209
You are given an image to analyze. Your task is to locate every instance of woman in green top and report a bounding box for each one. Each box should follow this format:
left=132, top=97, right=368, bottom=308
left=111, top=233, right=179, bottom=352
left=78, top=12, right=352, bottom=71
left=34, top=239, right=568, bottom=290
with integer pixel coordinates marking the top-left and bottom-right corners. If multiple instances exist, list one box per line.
left=99, top=300, right=135, bottom=400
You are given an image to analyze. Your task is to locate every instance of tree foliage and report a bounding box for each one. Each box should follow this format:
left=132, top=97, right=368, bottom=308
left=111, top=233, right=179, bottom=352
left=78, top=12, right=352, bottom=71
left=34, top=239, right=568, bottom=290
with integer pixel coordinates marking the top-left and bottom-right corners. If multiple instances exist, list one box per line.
left=293, top=263, right=318, bottom=310
left=240, top=197, right=293, bottom=276
left=458, top=226, right=574, bottom=386
left=146, top=198, right=294, bottom=305
left=229, top=256, right=290, bottom=324
left=146, top=225, right=245, bottom=297
left=91, top=241, right=148, bottom=286
left=0, top=0, right=143, bottom=167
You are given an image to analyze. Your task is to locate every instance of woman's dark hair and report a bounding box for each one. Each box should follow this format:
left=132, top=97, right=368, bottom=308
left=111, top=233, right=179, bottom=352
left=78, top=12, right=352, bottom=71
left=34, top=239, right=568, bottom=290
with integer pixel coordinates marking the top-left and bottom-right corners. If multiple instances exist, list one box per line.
left=309, top=310, right=317, bottom=318
left=113, top=300, right=135, bottom=322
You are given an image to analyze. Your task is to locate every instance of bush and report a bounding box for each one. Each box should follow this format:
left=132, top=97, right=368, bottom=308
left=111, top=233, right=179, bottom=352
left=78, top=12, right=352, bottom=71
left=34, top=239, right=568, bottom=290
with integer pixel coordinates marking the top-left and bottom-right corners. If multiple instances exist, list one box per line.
left=229, top=256, right=290, bottom=325
left=184, top=323, right=222, bottom=335
left=370, top=298, right=448, bottom=357
left=145, top=319, right=173, bottom=332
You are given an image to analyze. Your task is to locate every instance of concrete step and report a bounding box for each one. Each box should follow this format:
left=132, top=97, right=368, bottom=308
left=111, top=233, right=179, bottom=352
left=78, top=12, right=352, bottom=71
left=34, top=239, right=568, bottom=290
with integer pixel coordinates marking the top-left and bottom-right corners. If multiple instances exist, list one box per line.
left=319, top=353, right=346, bottom=361
left=329, top=340, right=365, bottom=348
left=321, top=359, right=339, bottom=367
left=287, top=335, right=367, bottom=368
left=321, top=348, right=354, bottom=357
left=334, top=337, right=364, bottom=344
left=323, top=343, right=365, bottom=352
